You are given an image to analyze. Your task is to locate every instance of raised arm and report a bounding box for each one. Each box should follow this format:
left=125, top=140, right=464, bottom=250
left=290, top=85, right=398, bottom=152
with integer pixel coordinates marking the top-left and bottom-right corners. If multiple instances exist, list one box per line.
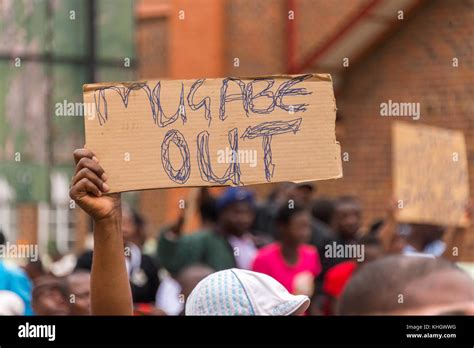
left=69, top=148, right=133, bottom=315
left=378, top=199, right=399, bottom=252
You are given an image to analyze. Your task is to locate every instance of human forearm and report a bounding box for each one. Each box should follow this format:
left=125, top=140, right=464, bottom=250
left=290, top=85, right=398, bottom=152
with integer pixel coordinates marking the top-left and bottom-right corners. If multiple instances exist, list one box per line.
left=91, top=209, right=133, bottom=315
left=378, top=218, right=398, bottom=252
left=70, top=148, right=133, bottom=315
left=378, top=200, right=399, bottom=252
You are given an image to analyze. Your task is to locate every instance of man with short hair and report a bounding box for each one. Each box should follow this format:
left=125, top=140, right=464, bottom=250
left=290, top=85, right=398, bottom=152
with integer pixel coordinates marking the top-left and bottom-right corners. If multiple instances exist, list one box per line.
left=67, top=271, right=91, bottom=315
left=157, top=187, right=258, bottom=274
left=310, top=196, right=363, bottom=314
left=32, top=276, right=70, bottom=316
left=338, top=255, right=474, bottom=315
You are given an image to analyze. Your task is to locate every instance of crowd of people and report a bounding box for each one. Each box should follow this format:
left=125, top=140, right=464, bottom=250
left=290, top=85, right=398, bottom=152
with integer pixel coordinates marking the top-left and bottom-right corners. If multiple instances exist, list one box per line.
left=0, top=148, right=473, bottom=316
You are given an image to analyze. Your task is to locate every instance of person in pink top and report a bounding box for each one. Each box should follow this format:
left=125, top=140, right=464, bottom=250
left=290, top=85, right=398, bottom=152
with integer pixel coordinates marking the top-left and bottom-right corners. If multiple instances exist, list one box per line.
left=252, top=204, right=321, bottom=296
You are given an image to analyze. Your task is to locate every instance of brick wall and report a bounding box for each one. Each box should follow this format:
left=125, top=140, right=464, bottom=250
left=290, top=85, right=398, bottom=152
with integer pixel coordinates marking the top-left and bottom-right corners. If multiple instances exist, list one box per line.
left=317, top=0, right=474, bottom=258
left=135, top=0, right=474, bottom=259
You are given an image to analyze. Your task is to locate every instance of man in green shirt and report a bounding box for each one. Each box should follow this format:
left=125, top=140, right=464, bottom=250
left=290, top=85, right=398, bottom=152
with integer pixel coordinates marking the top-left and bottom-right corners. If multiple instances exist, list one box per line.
left=157, top=187, right=258, bottom=275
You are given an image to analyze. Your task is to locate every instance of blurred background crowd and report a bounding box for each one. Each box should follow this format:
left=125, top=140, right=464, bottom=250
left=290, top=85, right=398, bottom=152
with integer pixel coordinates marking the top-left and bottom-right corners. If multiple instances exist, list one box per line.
left=1, top=183, right=473, bottom=315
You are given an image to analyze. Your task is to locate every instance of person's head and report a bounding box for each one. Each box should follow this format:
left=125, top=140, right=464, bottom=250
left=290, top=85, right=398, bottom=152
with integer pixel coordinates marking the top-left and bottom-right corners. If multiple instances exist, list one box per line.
left=32, top=276, right=70, bottom=316
left=0, top=291, right=25, bottom=315
left=66, top=271, right=91, bottom=315
left=358, top=234, right=384, bottom=264
left=272, top=182, right=297, bottom=204
left=368, top=219, right=384, bottom=236
left=286, top=183, right=315, bottom=207
left=338, top=255, right=474, bottom=315
left=409, top=223, right=445, bottom=246
left=216, top=187, right=255, bottom=237
left=266, top=184, right=286, bottom=203
left=311, top=198, right=335, bottom=226
left=295, top=183, right=315, bottom=207
left=331, top=196, right=362, bottom=240
left=0, top=229, right=6, bottom=245
left=23, top=259, right=45, bottom=283
left=176, top=264, right=215, bottom=301
left=185, top=269, right=310, bottom=316
left=122, top=204, right=146, bottom=247
left=276, top=204, right=311, bottom=247
left=198, top=195, right=217, bottom=227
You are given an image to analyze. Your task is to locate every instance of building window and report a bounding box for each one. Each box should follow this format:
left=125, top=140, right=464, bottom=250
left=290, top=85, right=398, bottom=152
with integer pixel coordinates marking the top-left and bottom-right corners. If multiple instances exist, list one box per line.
left=0, top=0, right=135, bottom=250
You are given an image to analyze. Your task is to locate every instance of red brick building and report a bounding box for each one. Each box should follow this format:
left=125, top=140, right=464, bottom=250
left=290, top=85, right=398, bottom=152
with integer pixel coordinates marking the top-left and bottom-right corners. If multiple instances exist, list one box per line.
left=134, top=0, right=473, bottom=259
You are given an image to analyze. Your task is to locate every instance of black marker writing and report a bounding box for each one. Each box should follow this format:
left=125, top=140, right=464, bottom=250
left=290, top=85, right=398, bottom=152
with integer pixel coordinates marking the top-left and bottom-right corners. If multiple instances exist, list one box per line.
left=154, top=82, right=187, bottom=127
left=246, top=78, right=276, bottom=114
left=219, top=78, right=248, bottom=120
left=197, top=128, right=241, bottom=185
left=91, top=75, right=314, bottom=184
left=241, top=118, right=302, bottom=181
left=161, top=129, right=191, bottom=184
left=275, top=74, right=312, bottom=112
left=187, top=79, right=211, bottom=126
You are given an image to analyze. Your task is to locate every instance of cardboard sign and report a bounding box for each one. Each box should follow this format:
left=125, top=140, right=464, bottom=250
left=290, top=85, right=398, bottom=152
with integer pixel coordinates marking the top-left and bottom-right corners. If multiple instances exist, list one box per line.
left=392, top=122, right=469, bottom=227
left=83, top=74, right=342, bottom=193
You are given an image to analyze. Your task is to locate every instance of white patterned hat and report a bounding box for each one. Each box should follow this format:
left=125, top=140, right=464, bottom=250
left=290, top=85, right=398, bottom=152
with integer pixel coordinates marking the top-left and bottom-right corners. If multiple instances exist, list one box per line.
left=0, top=290, right=25, bottom=315
left=185, top=269, right=310, bottom=316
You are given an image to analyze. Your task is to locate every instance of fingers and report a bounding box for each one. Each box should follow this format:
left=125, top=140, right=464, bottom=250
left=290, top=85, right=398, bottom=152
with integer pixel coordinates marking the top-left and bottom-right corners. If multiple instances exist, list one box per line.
left=70, top=177, right=104, bottom=199
left=70, top=148, right=110, bottom=200
left=72, top=167, right=109, bottom=192
left=73, top=148, right=95, bottom=165
left=73, top=148, right=107, bottom=180
left=75, top=156, right=107, bottom=181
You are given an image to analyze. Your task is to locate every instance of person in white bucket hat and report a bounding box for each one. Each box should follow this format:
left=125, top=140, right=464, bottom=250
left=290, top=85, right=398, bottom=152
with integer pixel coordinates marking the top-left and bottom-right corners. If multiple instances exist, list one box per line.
left=185, top=268, right=310, bottom=315
left=0, top=290, right=25, bottom=315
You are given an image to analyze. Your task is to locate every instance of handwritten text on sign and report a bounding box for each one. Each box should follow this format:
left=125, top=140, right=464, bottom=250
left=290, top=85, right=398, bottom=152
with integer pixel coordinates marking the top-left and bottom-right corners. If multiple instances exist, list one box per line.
left=393, top=122, right=469, bottom=227
left=83, top=74, right=342, bottom=193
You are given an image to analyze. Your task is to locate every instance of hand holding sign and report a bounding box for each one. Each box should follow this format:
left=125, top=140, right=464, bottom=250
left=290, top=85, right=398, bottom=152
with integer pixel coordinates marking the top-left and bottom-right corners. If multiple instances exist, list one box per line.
left=69, top=148, right=120, bottom=221
left=69, top=148, right=132, bottom=315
